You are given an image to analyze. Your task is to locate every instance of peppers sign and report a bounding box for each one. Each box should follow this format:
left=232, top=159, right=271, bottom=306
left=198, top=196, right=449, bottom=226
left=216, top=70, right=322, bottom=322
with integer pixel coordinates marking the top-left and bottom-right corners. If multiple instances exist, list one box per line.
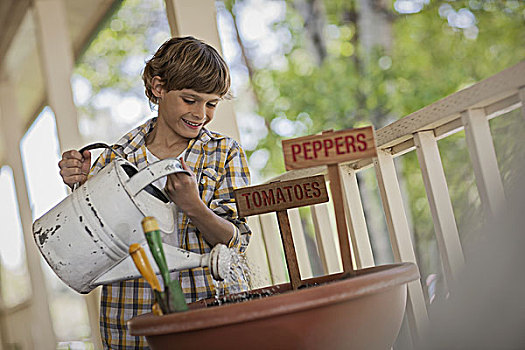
left=234, top=175, right=329, bottom=217
left=282, top=126, right=377, bottom=171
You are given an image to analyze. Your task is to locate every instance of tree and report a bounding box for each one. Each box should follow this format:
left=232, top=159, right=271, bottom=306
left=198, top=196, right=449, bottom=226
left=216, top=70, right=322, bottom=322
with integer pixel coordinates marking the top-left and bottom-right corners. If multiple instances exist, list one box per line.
left=222, top=0, right=525, bottom=298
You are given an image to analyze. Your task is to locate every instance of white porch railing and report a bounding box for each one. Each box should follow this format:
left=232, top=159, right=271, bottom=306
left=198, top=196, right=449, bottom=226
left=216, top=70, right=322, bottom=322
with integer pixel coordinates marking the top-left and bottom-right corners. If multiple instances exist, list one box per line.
left=245, top=60, right=525, bottom=346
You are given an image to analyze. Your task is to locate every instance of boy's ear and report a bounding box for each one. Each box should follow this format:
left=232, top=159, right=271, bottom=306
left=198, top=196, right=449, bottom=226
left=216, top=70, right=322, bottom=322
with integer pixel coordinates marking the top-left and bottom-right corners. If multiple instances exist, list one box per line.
left=151, top=76, right=165, bottom=98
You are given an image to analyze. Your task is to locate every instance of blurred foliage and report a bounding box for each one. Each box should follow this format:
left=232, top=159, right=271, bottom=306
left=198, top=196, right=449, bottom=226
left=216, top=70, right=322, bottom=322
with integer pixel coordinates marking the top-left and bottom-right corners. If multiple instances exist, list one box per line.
left=223, top=0, right=525, bottom=283
left=73, top=0, right=525, bottom=299
left=232, top=0, right=525, bottom=176
left=75, top=0, right=169, bottom=95
left=73, top=0, right=171, bottom=143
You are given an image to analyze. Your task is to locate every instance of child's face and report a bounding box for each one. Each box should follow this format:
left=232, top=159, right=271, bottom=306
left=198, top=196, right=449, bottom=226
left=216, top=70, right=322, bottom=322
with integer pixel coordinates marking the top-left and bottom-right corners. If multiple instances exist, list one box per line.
left=158, top=89, right=221, bottom=140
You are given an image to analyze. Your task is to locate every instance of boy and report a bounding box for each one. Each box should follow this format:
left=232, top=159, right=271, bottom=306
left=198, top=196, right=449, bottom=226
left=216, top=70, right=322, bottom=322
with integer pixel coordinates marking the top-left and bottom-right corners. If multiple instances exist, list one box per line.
left=58, top=36, right=251, bottom=349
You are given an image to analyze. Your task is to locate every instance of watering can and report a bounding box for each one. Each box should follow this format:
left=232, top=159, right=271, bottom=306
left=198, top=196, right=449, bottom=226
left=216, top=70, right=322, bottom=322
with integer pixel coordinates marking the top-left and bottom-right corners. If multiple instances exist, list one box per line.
left=33, top=147, right=229, bottom=294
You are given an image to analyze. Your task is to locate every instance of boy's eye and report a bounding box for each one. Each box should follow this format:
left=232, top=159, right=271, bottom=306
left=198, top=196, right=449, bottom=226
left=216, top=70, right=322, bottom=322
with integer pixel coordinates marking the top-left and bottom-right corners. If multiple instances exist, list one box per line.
left=207, top=102, right=218, bottom=108
left=182, top=98, right=195, bottom=104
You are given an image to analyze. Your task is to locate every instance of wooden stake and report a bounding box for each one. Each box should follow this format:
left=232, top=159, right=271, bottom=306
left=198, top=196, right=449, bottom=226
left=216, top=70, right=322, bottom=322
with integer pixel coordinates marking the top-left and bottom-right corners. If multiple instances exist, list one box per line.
left=276, top=210, right=302, bottom=290
left=327, top=164, right=355, bottom=274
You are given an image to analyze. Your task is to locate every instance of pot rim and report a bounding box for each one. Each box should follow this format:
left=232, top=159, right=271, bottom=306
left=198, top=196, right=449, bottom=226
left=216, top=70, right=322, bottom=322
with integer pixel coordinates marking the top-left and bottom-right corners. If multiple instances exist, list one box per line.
left=128, top=262, right=419, bottom=336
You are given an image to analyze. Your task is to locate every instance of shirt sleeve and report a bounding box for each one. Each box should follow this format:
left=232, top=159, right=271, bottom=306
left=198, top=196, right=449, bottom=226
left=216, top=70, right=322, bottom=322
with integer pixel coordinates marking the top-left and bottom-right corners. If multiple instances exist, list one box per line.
left=208, top=140, right=252, bottom=252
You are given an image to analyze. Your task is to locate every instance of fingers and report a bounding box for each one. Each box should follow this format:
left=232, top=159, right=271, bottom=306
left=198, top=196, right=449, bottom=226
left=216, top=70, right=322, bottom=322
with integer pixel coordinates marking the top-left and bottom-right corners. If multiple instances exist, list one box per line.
left=58, top=149, right=91, bottom=188
left=81, top=150, right=92, bottom=175
left=165, top=169, right=195, bottom=193
left=180, top=157, right=190, bottom=171
left=60, top=150, right=80, bottom=162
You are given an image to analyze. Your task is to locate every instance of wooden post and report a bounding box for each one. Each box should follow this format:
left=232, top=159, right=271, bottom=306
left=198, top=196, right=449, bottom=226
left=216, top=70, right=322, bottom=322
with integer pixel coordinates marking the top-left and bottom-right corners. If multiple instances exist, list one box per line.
left=327, top=164, right=355, bottom=273
left=276, top=211, right=302, bottom=290
left=235, top=175, right=329, bottom=289
left=282, top=126, right=376, bottom=275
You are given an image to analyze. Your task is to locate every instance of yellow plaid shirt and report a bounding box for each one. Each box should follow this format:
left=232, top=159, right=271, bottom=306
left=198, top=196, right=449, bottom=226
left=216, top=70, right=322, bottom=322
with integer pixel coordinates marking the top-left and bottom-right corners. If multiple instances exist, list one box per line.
left=89, top=118, right=251, bottom=349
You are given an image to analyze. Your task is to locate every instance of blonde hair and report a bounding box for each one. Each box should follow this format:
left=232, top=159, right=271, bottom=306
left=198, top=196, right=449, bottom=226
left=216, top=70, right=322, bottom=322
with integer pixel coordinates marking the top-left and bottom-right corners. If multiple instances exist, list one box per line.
left=142, top=36, right=231, bottom=105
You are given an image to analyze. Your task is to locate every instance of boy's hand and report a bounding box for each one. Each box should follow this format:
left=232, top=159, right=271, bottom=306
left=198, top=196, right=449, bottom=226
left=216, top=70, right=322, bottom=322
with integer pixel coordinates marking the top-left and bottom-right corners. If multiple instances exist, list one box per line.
left=164, top=158, right=203, bottom=215
left=58, top=150, right=91, bottom=189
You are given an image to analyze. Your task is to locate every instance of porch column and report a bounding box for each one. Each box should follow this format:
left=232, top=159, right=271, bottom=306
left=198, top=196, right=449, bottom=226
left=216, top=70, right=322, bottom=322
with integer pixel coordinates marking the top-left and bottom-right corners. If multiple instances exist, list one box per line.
left=163, top=0, right=240, bottom=141
left=32, top=1, right=101, bottom=347
left=33, top=0, right=82, bottom=151
left=0, top=76, right=56, bottom=350
left=164, top=0, right=273, bottom=285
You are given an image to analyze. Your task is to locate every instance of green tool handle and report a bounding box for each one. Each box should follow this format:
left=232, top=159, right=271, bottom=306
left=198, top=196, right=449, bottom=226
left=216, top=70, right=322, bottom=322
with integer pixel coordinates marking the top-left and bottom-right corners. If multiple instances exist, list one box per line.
left=145, top=229, right=170, bottom=286
left=166, top=280, right=188, bottom=311
left=142, top=217, right=188, bottom=312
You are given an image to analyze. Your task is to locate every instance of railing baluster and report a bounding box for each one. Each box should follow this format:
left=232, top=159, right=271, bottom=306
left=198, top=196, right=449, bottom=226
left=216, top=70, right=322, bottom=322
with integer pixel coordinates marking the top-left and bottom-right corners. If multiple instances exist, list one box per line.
left=414, top=131, right=465, bottom=284
left=311, top=203, right=343, bottom=274
left=288, top=208, right=313, bottom=279
left=374, top=149, right=429, bottom=344
left=461, top=108, right=506, bottom=219
left=341, top=168, right=375, bottom=268
left=258, top=213, right=288, bottom=284
left=245, top=216, right=273, bottom=288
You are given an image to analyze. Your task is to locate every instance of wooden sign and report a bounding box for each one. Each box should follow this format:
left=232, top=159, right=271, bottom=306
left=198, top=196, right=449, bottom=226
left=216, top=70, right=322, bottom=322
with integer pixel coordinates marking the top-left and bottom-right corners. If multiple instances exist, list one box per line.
left=234, top=175, right=328, bottom=217
left=282, top=126, right=377, bottom=171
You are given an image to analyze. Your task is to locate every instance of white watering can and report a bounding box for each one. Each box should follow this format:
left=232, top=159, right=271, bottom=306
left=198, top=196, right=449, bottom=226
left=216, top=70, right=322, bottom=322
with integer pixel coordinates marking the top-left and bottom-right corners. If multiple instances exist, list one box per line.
left=33, top=146, right=229, bottom=294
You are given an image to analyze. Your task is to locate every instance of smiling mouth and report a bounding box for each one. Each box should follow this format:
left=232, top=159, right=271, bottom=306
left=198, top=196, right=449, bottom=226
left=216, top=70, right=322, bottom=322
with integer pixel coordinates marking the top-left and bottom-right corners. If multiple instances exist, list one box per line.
left=182, top=118, right=203, bottom=128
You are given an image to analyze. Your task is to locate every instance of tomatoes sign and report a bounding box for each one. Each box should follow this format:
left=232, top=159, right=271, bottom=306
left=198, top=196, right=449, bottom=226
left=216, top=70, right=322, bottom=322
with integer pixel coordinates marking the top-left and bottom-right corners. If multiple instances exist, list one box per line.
left=282, top=126, right=377, bottom=170
left=234, top=175, right=328, bottom=217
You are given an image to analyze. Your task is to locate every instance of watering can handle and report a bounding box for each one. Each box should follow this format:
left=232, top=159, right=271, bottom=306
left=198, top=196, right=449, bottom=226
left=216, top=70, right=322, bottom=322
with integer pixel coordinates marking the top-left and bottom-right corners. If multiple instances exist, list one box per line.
left=73, top=143, right=121, bottom=191
left=125, top=158, right=191, bottom=196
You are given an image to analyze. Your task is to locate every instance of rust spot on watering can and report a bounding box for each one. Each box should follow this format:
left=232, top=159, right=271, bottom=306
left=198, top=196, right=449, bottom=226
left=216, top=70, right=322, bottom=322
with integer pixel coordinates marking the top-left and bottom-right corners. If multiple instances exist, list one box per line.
left=85, top=226, right=93, bottom=238
left=36, top=225, right=62, bottom=246
left=164, top=164, right=176, bottom=171
left=89, top=205, right=104, bottom=228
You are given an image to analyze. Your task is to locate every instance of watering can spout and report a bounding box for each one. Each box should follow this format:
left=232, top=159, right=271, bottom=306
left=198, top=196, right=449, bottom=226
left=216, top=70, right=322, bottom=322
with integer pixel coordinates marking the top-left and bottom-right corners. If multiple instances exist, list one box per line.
left=92, top=243, right=230, bottom=287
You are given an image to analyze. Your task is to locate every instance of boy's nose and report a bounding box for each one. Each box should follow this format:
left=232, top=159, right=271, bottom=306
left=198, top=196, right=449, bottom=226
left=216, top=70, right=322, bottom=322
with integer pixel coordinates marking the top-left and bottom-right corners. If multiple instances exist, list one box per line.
left=191, top=104, right=206, bottom=120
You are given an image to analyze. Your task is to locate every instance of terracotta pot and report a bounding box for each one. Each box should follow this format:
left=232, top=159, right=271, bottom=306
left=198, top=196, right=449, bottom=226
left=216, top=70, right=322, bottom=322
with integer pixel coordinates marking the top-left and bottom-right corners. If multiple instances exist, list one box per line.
left=128, top=263, right=419, bottom=350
